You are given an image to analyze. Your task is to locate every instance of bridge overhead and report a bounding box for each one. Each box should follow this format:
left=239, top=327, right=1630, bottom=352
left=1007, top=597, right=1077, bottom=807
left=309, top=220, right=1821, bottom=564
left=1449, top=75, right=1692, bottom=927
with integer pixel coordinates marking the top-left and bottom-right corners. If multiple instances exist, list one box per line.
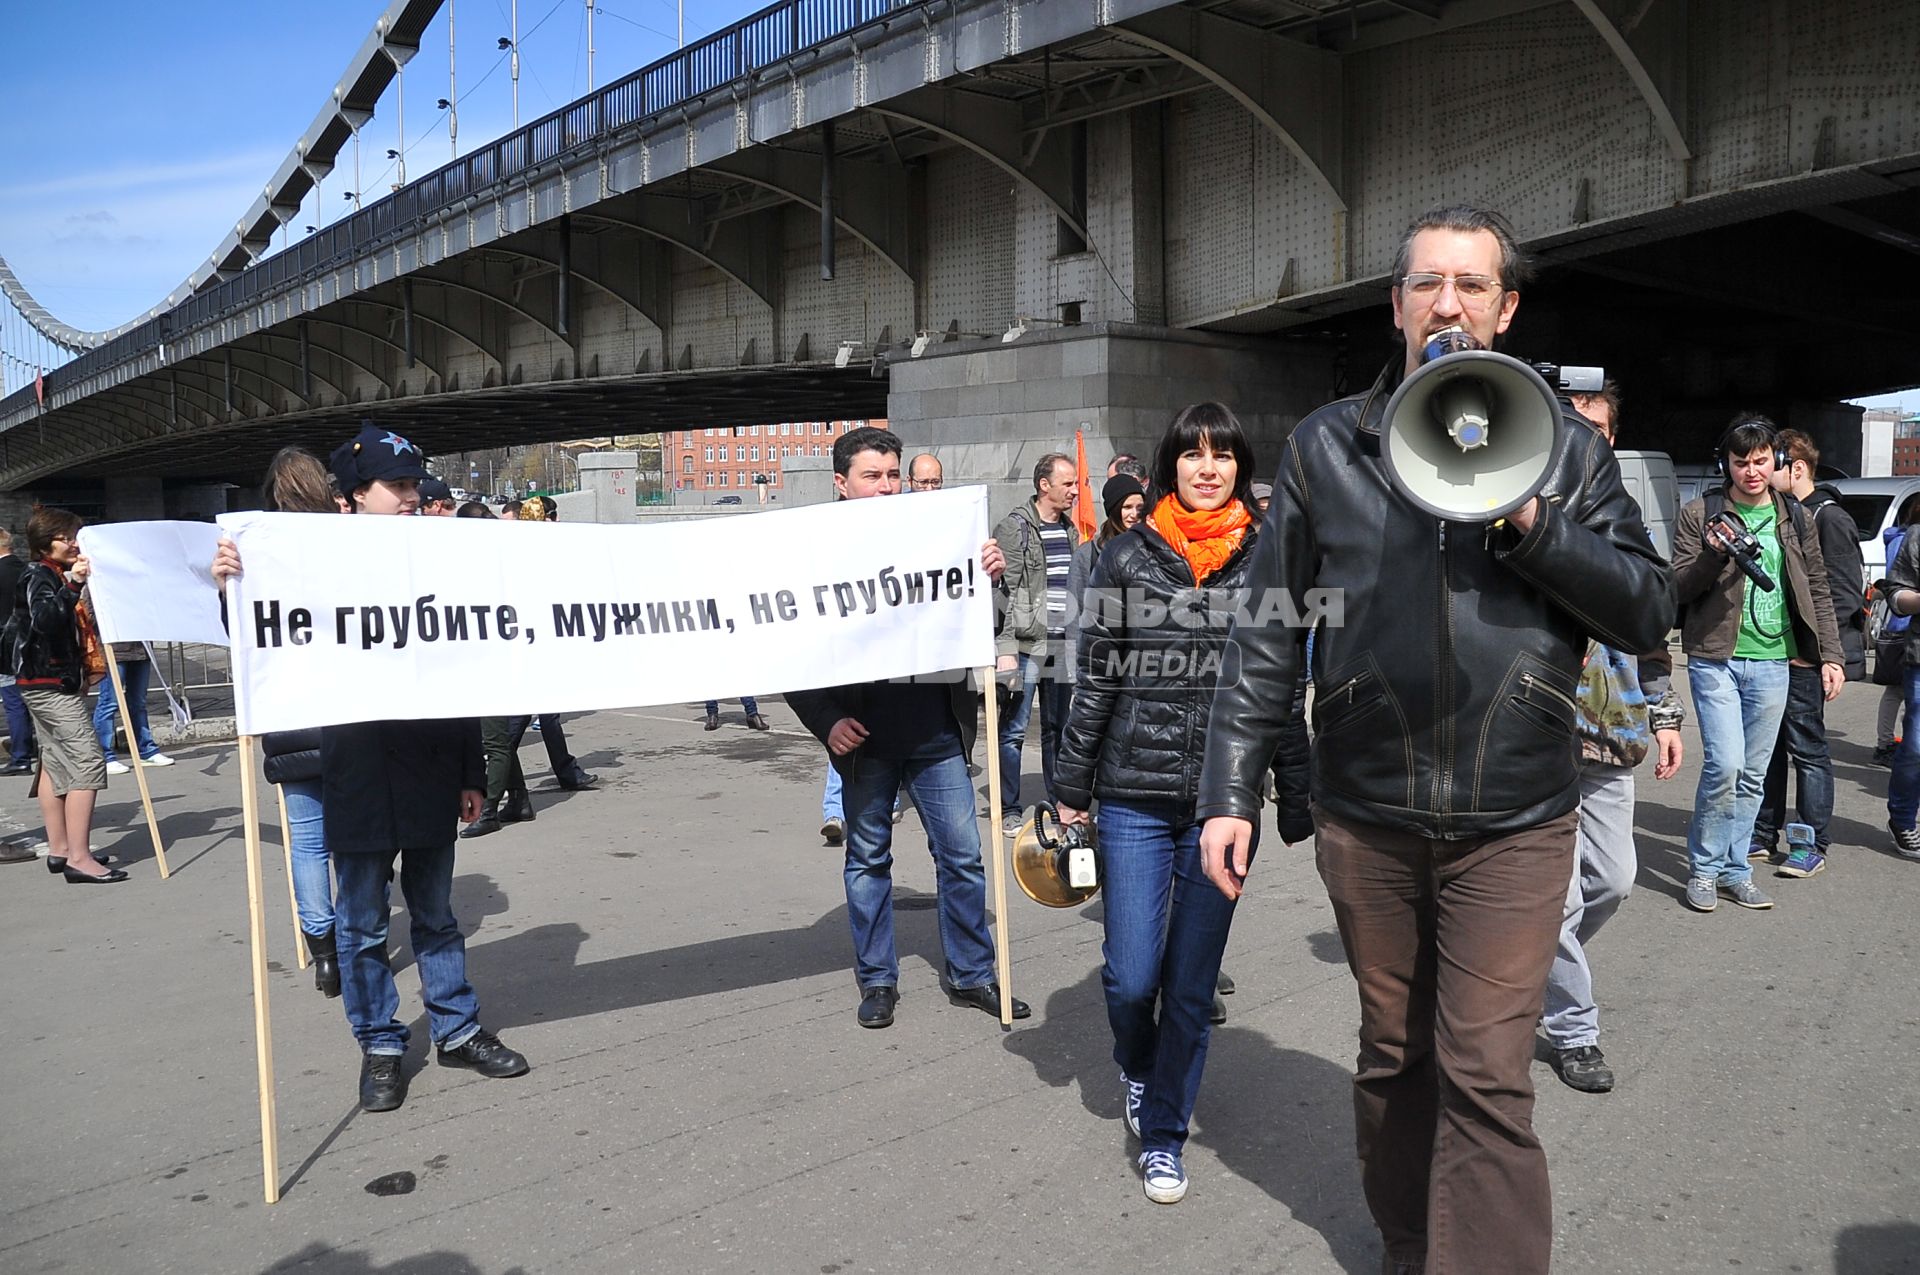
left=3, top=0, right=1917, bottom=505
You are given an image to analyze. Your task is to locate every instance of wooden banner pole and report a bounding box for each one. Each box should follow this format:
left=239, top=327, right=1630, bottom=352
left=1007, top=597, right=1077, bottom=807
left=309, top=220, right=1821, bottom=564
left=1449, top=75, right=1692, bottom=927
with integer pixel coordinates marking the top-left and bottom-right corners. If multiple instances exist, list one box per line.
left=277, top=785, right=307, bottom=970
left=102, top=654, right=169, bottom=879
left=238, top=734, right=281, bottom=1204
left=980, top=667, right=1013, bottom=1028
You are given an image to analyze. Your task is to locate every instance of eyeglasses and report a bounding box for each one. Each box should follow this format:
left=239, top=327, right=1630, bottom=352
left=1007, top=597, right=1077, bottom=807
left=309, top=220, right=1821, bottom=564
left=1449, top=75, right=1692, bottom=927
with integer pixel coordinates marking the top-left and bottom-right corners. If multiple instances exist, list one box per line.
left=1398, top=273, right=1504, bottom=307
left=909, top=478, right=943, bottom=490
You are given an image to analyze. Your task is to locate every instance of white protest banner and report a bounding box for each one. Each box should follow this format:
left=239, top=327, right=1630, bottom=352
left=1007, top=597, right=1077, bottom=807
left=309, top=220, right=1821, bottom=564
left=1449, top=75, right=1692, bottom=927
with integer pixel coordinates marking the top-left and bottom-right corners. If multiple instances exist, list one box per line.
left=76, top=520, right=230, bottom=646
left=218, top=487, right=994, bottom=735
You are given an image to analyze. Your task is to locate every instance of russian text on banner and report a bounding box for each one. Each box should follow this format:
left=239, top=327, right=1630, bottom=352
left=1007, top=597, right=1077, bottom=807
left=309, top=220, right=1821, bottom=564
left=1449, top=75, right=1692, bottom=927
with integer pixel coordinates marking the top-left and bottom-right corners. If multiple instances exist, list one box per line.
left=218, top=488, right=995, bottom=735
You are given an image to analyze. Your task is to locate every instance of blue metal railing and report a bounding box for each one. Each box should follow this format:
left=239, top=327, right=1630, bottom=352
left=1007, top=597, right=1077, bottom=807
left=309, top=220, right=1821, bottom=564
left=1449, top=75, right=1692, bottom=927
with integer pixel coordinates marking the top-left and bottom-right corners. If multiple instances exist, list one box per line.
left=1, top=0, right=927, bottom=423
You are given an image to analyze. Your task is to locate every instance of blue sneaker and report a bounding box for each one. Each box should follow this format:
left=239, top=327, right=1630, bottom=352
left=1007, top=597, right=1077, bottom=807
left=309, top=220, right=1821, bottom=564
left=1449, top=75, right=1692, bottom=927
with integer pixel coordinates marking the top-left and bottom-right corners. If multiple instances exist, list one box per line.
left=1139, top=1149, right=1188, bottom=1204
left=1775, top=847, right=1826, bottom=878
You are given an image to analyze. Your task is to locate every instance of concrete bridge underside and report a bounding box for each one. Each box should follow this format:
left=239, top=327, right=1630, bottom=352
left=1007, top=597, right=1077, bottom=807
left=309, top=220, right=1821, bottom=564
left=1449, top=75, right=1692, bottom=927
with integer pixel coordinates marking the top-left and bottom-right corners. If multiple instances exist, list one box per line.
left=4, top=0, right=1917, bottom=509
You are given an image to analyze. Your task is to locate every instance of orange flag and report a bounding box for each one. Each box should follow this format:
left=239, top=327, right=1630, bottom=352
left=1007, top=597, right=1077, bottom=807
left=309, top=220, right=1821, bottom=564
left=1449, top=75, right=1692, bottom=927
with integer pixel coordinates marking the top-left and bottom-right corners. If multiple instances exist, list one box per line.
left=1072, top=429, right=1099, bottom=544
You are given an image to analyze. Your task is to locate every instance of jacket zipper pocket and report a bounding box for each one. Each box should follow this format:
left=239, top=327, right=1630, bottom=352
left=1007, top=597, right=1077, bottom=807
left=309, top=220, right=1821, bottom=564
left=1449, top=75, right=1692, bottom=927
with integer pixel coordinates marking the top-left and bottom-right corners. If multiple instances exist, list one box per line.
left=1518, top=671, right=1579, bottom=717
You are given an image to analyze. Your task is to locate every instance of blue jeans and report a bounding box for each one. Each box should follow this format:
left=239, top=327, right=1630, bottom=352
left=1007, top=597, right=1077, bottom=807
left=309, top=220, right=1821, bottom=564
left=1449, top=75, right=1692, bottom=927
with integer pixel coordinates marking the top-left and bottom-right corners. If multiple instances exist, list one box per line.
left=2, top=682, right=33, bottom=764
left=840, top=748, right=996, bottom=991
left=705, top=696, right=759, bottom=716
left=1753, top=663, right=1834, bottom=852
left=1100, top=797, right=1251, bottom=1153
left=93, top=661, right=159, bottom=762
left=332, top=845, right=480, bottom=1055
left=1888, top=667, right=1920, bottom=829
left=1686, top=658, right=1789, bottom=886
left=283, top=779, right=334, bottom=936
left=998, top=649, right=1069, bottom=810
left=824, top=758, right=900, bottom=823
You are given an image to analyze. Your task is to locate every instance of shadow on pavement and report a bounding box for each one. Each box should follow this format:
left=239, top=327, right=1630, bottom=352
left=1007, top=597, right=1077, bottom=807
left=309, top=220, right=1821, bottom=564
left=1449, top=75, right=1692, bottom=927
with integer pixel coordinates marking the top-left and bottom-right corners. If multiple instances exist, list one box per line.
left=457, top=879, right=962, bottom=1029
left=1834, top=1221, right=1920, bottom=1273
left=1001, top=968, right=1376, bottom=1273
left=265, top=1242, right=528, bottom=1274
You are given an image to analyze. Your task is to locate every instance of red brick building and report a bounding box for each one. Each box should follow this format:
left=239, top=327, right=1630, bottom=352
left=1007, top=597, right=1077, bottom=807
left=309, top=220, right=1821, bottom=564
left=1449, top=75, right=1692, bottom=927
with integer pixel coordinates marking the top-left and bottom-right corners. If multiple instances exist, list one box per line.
left=669, top=420, right=886, bottom=497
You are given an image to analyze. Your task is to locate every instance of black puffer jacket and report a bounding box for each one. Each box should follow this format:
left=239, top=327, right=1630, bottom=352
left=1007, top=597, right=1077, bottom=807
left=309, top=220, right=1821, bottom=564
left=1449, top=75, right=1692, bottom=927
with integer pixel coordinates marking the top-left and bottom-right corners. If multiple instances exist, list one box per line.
left=1056, top=517, right=1287, bottom=820
left=1199, top=363, right=1673, bottom=839
left=262, top=729, right=323, bottom=786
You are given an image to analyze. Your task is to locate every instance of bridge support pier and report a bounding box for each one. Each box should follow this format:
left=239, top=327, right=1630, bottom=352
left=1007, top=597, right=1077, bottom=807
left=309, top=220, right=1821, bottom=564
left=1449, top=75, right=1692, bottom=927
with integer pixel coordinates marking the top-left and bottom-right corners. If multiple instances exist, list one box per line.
left=886, top=322, right=1337, bottom=523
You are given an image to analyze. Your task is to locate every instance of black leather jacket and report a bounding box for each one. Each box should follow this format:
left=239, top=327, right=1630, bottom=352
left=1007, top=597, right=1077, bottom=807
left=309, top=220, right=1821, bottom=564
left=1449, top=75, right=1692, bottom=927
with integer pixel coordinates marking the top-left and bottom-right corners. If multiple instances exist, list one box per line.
left=1056, top=518, right=1286, bottom=818
left=1198, top=365, right=1673, bottom=839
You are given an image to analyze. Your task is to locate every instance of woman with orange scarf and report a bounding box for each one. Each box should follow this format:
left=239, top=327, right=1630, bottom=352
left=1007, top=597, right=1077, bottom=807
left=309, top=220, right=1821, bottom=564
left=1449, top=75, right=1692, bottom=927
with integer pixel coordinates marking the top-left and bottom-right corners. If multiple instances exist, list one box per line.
left=1053, top=402, right=1275, bottom=1205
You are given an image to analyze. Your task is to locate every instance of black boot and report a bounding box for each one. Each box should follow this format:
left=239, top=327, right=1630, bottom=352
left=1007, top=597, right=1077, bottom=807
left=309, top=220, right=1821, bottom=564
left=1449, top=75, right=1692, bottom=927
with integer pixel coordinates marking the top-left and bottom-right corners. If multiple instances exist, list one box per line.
left=305, top=928, right=342, bottom=998
left=461, top=800, right=503, bottom=838
left=501, top=788, right=535, bottom=823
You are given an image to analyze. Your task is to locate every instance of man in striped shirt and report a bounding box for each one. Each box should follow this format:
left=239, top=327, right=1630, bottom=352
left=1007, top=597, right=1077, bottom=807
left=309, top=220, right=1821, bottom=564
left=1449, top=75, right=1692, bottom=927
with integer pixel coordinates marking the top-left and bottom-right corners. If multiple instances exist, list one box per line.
left=992, top=453, right=1081, bottom=834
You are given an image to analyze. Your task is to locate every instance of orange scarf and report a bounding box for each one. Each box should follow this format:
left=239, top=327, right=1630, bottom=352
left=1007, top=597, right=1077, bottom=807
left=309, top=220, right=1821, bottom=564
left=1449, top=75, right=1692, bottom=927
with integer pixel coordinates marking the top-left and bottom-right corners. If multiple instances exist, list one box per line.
left=1147, top=494, right=1252, bottom=584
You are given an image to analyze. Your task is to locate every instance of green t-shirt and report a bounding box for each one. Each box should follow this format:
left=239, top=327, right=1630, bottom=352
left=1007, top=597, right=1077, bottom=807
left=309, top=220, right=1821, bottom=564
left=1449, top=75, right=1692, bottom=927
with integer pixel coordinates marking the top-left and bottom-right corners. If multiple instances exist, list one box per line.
left=1732, top=499, right=1797, bottom=661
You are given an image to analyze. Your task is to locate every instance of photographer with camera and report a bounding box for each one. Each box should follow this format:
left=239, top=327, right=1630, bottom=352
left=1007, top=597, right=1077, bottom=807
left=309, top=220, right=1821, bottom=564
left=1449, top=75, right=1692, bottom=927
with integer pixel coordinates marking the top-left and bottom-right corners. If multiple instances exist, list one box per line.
left=1671, top=416, right=1843, bottom=914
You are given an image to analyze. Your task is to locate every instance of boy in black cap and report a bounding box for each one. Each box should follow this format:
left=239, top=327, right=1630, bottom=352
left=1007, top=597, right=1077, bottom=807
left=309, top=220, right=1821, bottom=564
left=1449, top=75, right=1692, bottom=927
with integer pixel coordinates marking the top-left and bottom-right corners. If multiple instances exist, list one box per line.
left=417, top=476, right=456, bottom=516
left=220, top=421, right=530, bottom=1112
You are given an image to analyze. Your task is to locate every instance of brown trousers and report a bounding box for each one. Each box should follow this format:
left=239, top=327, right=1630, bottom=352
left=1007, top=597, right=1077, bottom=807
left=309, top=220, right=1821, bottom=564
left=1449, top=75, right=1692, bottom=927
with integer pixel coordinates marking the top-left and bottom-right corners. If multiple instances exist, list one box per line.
left=1314, top=807, right=1576, bottom=1275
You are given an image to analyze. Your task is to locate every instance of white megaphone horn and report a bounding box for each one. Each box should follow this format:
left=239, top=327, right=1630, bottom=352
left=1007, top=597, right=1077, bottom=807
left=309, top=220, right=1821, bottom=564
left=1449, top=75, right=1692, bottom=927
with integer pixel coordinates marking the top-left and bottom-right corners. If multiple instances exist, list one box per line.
left=1380, top=330, right=1563, bottom=523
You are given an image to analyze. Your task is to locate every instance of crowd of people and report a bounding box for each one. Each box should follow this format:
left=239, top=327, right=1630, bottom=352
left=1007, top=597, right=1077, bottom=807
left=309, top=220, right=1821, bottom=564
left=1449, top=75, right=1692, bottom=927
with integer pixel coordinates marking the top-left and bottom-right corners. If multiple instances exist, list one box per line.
left=4, top=200, right=1911, bottom=1274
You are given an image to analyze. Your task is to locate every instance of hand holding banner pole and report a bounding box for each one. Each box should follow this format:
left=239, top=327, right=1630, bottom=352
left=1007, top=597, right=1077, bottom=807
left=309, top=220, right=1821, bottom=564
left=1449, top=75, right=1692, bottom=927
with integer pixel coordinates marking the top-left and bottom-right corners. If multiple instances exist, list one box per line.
left=981, top=665, right=1013, bottom=1028
left=101, top=644, right=170, bottom=878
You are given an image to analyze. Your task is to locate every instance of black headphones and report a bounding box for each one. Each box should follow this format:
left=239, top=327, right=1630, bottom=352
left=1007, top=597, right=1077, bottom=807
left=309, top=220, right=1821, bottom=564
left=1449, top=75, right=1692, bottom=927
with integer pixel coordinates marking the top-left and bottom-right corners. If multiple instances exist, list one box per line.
left=1713, top=419, right=1789, bottom=477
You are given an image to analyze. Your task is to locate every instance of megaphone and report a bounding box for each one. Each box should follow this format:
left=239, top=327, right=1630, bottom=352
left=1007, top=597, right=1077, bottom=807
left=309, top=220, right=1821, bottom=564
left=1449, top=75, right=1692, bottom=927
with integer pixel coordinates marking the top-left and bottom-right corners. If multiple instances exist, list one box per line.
left=1010, top=803, right=1099, bottom=908
left=1380, top=338, right=1563, bottom=523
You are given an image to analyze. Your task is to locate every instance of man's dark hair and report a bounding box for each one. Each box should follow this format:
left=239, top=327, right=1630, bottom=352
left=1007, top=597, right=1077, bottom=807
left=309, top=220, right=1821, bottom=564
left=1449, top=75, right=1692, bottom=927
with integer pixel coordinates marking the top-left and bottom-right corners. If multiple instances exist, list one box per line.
left=1776, top=428, right=1819, bottom=471
left=1392, top=204, right=1533, bottom=294
left=834, top=426, right=902, bottom=476
left=1721, top=412, right=1780, bottom=467
left=26, top=505, right=83, bottom=558
left=1570, top=380, right=1623, bottom=436
left=1148, top=402, right=1258, bottom=513
left=502, top=499, right=523, bottom=516
left=1032, top=452, right=1074, bottom=491
left=1113, top=457, right=1149, bottom=483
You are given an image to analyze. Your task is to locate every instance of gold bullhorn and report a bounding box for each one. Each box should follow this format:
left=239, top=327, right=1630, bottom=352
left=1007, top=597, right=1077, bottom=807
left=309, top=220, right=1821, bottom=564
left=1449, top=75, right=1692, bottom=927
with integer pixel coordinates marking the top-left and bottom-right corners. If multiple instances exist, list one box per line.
left=1011, top=802, right=1099, bottom=908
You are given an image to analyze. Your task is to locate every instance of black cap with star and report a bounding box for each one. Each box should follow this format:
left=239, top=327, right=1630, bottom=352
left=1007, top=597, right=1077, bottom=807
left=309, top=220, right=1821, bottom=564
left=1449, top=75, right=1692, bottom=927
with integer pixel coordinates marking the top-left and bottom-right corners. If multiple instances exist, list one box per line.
left=329, top=419, right=430, bottom=494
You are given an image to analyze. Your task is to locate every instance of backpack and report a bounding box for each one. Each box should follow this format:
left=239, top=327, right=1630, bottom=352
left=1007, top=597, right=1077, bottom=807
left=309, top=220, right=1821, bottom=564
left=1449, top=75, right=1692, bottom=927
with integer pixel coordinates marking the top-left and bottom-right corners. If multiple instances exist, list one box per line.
left=1871, top=526, right=1912, bottom=685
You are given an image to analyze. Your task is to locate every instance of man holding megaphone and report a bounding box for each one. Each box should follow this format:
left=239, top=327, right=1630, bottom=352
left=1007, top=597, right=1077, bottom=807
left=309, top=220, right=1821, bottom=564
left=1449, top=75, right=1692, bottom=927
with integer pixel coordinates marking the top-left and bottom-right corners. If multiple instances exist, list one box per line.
left=1195, top=205, right=1672, bottom=1275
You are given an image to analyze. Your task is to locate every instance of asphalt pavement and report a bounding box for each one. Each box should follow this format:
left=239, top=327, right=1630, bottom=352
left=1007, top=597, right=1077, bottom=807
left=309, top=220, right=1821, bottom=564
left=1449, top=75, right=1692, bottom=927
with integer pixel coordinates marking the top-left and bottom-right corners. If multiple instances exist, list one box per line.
left=1, top=680, right=1916, bottom=1275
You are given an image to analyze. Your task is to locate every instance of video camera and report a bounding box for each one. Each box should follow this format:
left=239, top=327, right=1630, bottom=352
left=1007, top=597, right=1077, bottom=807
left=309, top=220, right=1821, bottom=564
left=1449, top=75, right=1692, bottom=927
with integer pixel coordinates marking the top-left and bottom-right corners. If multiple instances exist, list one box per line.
left=1706, top=509, right=1777, bottom=593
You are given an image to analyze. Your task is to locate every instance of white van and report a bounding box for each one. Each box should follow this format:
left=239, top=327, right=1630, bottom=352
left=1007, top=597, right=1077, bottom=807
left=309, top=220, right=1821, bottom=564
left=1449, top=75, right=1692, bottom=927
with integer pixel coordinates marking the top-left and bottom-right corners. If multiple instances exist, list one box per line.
left=1829, top=477, right=1920, bottom=586
left=1613, top=451, right=1678, bottom=562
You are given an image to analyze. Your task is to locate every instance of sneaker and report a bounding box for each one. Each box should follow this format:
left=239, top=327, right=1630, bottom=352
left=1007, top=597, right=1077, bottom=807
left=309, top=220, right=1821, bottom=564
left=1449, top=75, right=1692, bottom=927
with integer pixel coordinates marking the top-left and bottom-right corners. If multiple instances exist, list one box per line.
left=1683, top=877, right=1717, bottom=912
left=359, top=1053, right=408, bottom=1112
left=1891, top=821, right=1920, bottom=861
left=1776, top=846, right=1827, bottom=878
left=1719, top=879, right=1774, bottom=910
left=1122, top=1076, right=1145, bottom=1138
left=1746, top=841, right=1773, bottom=862
left=1548, top=1044, right=1615, bottom=1093
left=104, top=760, right=131, bottom=776
left=1139, top=1149, right=1188, bottom=1204
left=1001, top=812, right=1025, bottom=841
left=1873, top=743, right=1899, bottom=767
left=820, top=817, right=845, bottom=847
left=140, top=752, right=174, bottom=767
left=437, top=1028, right=530, bottom=1077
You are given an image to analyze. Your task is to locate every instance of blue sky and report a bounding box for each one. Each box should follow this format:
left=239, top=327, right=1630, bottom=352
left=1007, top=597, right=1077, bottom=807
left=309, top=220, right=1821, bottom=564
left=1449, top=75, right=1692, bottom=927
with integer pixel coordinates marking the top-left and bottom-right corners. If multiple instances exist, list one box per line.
left=0, top=0, right=767, bottom=331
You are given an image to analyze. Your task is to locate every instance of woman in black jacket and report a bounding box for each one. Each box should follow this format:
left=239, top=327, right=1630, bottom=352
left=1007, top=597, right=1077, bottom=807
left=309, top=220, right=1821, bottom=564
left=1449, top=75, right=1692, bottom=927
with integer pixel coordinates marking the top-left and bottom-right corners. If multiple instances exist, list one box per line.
left=11, top=506, right=121, bottom=882
left=1054, top=402, right=1278, bottom=1206
left=259, top=446, right=344, bottom=994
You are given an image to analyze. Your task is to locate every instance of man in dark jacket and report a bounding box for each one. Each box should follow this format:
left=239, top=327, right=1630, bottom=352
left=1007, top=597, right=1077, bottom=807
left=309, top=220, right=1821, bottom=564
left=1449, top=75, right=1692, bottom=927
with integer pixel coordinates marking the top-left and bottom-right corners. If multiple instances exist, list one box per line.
left=276, top=421, right=530, bottom=1111
left=1671, top=417, right=1844, bottom=916
left=1749, top=428, right=1864, bottom=878
left=1195, top=205, right=1672, bottom=1275
left=786, top=426, right=1027, bottom=1031
left=0, top=525, right=34, bottom=775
